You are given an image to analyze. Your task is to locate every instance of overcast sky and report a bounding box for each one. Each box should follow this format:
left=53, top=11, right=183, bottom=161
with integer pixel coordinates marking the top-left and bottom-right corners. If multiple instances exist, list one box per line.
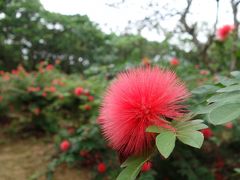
left=40, top=0, right=235, bottom=42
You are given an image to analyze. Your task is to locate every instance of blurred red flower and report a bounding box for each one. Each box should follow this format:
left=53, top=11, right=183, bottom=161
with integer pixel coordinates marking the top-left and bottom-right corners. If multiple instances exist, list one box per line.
left=67, top=127, right=75, bottom=135
left=3, top=74, right=10, bottom=81
left=170, top=57, right=180, bottom=66
left=27, top=86, right=41, bottom=92
left=46, top=64, right=54, bottom=71
left=33, top=108, right=41, bottom=115
left=45, top=86, right=56, bottom=93
left=199, top=70, right=209, bottom=75
left=141, top=161, right=152, bottom=172
left=201, top=128, right=213, bottom=139
left=99, top=67, right=189, bottom=157
left=224, top=122, right=233, bottom=129
left=60, top=140, right=71, bottom=152
left=0, top=95, right=3, bottom=102
left=216, top=25, right=234, bottom=41
left=42, top=92, right=47, bottom=97
left=0, top=70, right=5, bottom=75
left=88, top=95, right=94, bottom=101
left=79, top=150, right=89, bottom=157
left=97, top=162, right=106, bottom=173
left=11, top=69, right=19, bottom=75
left=84, top=105, right=91, bottom=110
left=74, top=87, right=84, bottom=96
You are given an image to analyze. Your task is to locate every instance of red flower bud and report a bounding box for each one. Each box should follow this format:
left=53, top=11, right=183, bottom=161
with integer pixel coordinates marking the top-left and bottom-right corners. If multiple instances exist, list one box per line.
left=60, top=140, right=71, bottom=152
left=170, top=58, right=180, bottom=66
left=224, top=122, right=233, bottom=129
left=97, top=162, right=106, bottom=173
left=88, top=96, right=94, bottom=101
left=201, top=128, right=213, bottom=139
left=141, top=162, right=152, bottom=172
left=74, top=87, right=84, bottom=96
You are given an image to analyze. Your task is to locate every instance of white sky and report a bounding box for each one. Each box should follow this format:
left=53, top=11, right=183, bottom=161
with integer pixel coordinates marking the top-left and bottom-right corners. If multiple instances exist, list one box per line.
left=40, top=0, right=234, bottom=42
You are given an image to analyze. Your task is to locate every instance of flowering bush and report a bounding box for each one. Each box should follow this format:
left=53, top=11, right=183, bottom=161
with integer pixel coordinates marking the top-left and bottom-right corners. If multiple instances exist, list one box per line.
left=0, top=62, right=98, bottom=134
left=1, top=60, right=240, bottom=180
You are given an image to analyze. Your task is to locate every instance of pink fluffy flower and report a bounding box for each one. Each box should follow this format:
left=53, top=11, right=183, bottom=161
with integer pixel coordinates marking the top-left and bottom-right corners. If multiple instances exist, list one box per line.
left=216, top=25, right=234, bottom=41
left=99, top=67, right=189, bottom=157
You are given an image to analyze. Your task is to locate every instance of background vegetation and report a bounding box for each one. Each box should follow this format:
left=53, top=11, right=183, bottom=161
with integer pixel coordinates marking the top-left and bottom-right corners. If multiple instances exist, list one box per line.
left=1, top=0, right=240, bottom=179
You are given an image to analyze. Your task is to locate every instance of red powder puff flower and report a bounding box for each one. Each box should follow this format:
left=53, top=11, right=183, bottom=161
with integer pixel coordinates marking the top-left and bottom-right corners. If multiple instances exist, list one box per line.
left=88, top=95, right=94, bottom=101
left=74, top=87, right=84, bottom=96
left=97, top=162, right=106, bottom=173
left=49, top=86, right=56, bottom=93
left=46, top=64, right=54, bottom=71
left=42, top=92, right=47, bottom=97
left=201, top=128, right=213, bottom=139
left=27, top=86, right=41, bottom=93
left=216, top=25, right=234, bottom=41
left=141, top=161, right=152, bottom=172
left=170, top=58, right=180, bottom=66
left=11, top=69, right=19, bottom=75
left=60, top=140, right=71, bottom=152
left=199, top=70, right=210, bottom=75
left=79, top=150, right=89, bottom=157
left=44, top=86, right=56, bottom=93
left=84, top=104, right=91, bottom=110
left=0, top=70, right=5, bottom=75
left=99, top=67, right=189, bottom=157
left=33, top=108, right=41, bottom=115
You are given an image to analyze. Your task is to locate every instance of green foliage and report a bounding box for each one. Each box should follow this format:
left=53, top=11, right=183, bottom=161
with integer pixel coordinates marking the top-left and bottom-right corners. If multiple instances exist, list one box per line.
left=193, top=71, right=240, bottom=125
left=117, top=156, right=149, bottom=180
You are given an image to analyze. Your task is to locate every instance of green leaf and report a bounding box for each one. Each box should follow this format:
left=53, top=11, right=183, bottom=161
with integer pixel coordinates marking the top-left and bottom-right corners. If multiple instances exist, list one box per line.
left=218, top=76, right=238, bottom=86
left=208, top=103, right=240, bottom=125
left=120, top=156, right=138, bottom=168
left=117, top=156, right=149, bottom=180
left=191, top=85, right=219, bottom=95
left=207, top=91, right=240, bottom=103
left=156, top=131, right=176, bottom=158
left=174, top=120, right=203, bottom=128
left=193, top=103, right=223, bottom=114
left=146, top=125, right=162, bottom=133
left=234, top=168, right=240, bottom=173
left=177, top=130, right=204, bottom=148
left=231, top=71, right=240, bottom=78
left=174, top=120, right=208, bottom=131
left=217, top=84, right=240, bottom=93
